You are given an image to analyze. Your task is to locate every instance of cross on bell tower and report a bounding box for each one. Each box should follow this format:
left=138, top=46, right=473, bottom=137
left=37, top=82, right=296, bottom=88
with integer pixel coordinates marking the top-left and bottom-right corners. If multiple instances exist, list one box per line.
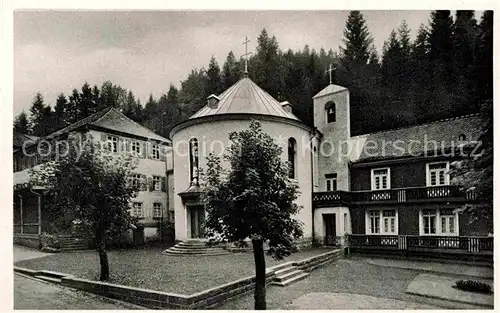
left=325, top=63, right=336, bottom=85
left=241, top=36, right=252, bottom=77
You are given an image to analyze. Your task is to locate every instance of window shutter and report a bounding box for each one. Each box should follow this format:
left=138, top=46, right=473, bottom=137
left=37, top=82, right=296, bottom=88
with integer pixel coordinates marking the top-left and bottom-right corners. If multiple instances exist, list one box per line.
left=148, top=177, right=154, bottom=191
left=125, top=139, right=131, bottom=152
left=101, top=132, right=107, bottom=141
left=141, top=175, right=147, bottom=191
left=118, top=137, right=125, bottom=153
left=161, top=177, right=166, bottom=191
left=159, top=145, right=166, bottom=161
left=143, top=142, right=148, bottom=158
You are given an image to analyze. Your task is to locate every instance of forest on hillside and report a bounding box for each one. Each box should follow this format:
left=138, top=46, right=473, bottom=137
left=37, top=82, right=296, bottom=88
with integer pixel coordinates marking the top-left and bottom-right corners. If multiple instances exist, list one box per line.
left=14, top=10, right=493, bottom=139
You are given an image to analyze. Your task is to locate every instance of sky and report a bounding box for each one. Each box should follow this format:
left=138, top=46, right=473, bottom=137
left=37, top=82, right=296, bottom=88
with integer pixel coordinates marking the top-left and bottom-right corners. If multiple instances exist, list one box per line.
left=14, top=10, right=443, bottom=115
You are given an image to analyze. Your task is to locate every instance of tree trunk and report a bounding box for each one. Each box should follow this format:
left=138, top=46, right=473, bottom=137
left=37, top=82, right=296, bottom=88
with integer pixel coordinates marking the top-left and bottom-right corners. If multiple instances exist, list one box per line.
left=96, top=226, right=110, bottom=281
left=252, top=238, right=266, bottom=310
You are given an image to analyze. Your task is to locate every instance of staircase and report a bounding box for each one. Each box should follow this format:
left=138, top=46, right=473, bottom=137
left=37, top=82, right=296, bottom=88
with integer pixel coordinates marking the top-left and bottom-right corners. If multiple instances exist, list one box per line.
left=58, top=237, right=89, bottom=251
left=271, top=264, right=309, bottom=287
left=163, top=239, right=230, bottom=256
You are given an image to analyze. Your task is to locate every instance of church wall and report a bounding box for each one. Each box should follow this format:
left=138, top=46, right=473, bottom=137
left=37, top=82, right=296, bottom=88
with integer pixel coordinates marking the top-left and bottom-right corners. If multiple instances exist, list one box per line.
left=172, top=117, right=313, bottom=242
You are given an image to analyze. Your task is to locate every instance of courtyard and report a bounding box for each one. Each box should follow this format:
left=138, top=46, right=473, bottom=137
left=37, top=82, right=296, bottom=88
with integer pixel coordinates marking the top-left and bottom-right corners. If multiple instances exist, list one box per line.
left=14, top=245, right=493, bottom=309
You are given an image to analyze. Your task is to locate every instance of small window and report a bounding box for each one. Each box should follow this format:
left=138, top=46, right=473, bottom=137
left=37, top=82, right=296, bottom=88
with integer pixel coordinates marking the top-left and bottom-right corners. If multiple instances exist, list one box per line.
left=132, top=141, right=142, bottom=155
left=325, top=173, right=337, bottom=191
left=132, top=202, right=144, bottom=218
left=189, top=138, right=199, bottom=184
left=107, top=136, right=119, bottom=153
left=288, top=138, right=297, bottom=179
left=153, top=176, right=162, bottom=191
left=151, top=144, right=160, bottom=160
left=153, top=203, right=162, bottom=219
left=427, top=162, right=449, bottom=186
left=371, top=168, right=390, bottom=190
left=131, top=174, right=142, bottom=189
left=325, top=101, right=336, bottom=123
left=458, top=134, right=466, bottom=142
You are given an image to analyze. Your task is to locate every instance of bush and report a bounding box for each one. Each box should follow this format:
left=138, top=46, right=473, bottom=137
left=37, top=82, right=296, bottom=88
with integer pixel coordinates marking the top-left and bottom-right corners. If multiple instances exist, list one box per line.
left=39, top=233, right=61, bottom=252
left=455, top=279, right=493, bottom=294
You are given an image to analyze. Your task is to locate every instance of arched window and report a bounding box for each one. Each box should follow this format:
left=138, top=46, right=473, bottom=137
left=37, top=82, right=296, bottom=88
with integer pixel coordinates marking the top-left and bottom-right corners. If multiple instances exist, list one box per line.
left=325, top=101, right=336, bottom=123
left=288, top=138, right=297, bottom=179
left=458, top=134, right=466, bottom=142
left=189, top=138, right=199, bottom=185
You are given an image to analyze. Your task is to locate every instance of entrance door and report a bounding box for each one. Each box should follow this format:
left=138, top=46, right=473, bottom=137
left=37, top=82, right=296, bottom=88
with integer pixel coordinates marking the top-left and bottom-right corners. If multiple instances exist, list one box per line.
left=323, top=214, right=337, bottom=246
left=189, top=206, right=205, bottom=238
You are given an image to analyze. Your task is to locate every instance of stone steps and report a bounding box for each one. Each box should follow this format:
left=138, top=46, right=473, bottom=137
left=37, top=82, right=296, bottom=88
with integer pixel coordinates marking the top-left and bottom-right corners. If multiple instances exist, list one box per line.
left=271, top=265, right=309, bottom=287
left=163, top=240, right=230, bottom=256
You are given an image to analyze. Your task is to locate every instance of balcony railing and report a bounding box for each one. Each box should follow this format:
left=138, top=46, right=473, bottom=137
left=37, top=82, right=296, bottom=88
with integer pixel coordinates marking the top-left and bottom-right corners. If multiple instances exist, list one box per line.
left=313, top=185, right=476, bottom=207
left=346, top=234, right=493, bottom=256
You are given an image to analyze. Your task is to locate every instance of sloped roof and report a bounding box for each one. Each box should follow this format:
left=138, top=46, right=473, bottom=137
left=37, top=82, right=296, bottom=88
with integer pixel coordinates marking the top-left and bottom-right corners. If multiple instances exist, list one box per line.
left=39, top=107, right=169, bottom=144
left=13, top=132, right=38, bottom=148
left=348, top=114, right=483, bottom=162
left=190, top=77, right=301, bottom=121
left=313, top=83, right=347, bottom=99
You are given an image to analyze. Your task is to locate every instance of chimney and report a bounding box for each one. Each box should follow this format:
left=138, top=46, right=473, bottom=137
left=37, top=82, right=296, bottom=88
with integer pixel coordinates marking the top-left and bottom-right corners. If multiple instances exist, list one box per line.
left=280, top=101, right=293, bottom=113
left=207, top=94, right=220, bottom=109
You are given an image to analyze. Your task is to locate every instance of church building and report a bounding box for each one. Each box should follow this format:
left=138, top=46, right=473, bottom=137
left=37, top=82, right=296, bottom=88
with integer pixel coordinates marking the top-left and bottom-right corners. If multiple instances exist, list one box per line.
left=169, top=69, right=491, bottom=258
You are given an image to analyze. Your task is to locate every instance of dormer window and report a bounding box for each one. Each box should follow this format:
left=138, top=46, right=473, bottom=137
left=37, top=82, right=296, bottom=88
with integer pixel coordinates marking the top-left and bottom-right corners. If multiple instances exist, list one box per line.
left=325, top=101, right=336, bottom=123
left=207, top=94, right=220, bottom=109
left=458, top=134, right=466, bottom=142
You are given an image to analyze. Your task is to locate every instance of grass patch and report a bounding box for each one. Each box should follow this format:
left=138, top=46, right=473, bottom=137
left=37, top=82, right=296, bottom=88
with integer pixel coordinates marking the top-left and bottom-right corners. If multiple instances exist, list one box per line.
left=15, top=246, right=333, bottom=294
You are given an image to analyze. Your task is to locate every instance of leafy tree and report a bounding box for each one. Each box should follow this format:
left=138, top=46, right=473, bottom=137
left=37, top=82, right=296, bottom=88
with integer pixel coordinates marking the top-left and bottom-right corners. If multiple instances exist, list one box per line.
left=13, top=111, right=31, bottom=134
left=451, top=100, right=493, bottom=233
left=202, top=121, right=303, bottom=310
left=30, top=134, right=139, bottom=281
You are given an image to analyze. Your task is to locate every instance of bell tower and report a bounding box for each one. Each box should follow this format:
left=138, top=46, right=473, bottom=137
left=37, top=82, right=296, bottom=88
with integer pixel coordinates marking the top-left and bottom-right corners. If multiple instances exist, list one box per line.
left=313, top=82, right=350, bottom=192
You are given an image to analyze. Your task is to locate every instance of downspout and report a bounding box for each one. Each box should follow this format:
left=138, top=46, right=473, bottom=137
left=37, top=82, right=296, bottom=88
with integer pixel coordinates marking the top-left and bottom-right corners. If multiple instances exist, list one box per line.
left=309, top=130, right=316, bottom=246
left=18, top=194, right=23, bottom=234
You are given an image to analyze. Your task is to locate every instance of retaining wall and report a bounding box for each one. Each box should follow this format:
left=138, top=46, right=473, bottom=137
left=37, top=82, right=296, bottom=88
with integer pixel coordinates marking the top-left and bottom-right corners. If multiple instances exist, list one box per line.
left=15, top=249, right=342, bottom=309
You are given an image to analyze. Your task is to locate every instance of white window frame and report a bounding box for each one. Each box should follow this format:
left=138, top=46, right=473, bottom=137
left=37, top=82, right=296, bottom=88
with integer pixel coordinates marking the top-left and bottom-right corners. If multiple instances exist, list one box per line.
left=132, top=202, right=144, bottom=218
left=131, top=174, right=141, bottom=189
left=365, top=209, right=398, bottom=235
left=153, top=175, right=162, bottom=191
left=107, top=135, right=119, bottom=153
left=153, top=203, right=162, bottom=218
left=426, top=162, right=450, bottom=187
left=419, top=208, right=459, bottom=236
left=131, top=141, right=142, bottom=155
left=371, top=167, right=391, bottom=190
left=151, top=144, right=160, bottom=160
left=326, top=174, right=337, bottom=191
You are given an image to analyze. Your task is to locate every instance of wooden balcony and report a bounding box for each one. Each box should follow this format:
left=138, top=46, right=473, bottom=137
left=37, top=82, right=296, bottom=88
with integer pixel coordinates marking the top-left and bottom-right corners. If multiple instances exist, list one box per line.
left=346, top=234, right=493, bottom=258
left=313, top=185, right=476, bottom=207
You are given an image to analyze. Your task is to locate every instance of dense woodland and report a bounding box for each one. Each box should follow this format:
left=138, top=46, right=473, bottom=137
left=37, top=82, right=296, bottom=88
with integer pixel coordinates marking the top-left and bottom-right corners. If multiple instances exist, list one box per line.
left=13, top=10, right=493, bottom=139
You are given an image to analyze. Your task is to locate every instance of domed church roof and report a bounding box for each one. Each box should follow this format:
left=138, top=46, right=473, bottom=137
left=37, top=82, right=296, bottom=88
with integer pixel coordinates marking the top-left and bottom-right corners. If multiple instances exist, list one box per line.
left=189, top=77, right=301, bottom=121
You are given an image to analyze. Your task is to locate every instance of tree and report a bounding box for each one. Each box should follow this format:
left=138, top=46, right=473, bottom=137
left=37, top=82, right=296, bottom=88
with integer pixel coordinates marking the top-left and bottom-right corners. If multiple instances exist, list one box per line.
left=29, top=93, right=53, bottom=136
left=53, top=93, right=70, bottom=131
left=451, top=100, right=492, bottom=233
left=253, top=29, right=283, bottom=97
left=202, top=121, right=303, bottom=310
left=340, top=11, right=374, bottom=67
left=475, top=11, right=493, bottom=102
left=222, top=51, right=240, bottom=90
left=206, top=56, right=223, bottom=95
left=13, top=111, right=30, bottom=134
left=30, top=134, right=139, bottom=281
